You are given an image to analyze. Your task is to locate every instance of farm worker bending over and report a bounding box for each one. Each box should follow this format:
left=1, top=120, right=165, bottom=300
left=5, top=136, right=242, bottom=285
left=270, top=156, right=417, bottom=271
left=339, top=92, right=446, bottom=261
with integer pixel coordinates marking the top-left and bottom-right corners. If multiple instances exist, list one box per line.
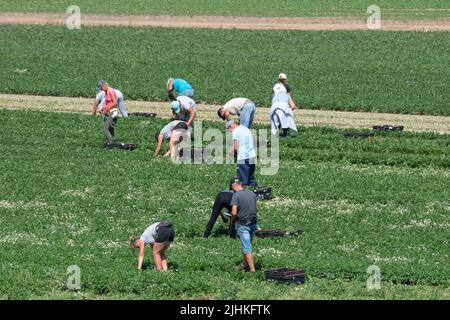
left=203, top=186, right=236, bottom=239
left=269, top=91, right=298, bottom=138
left=226, top=121, right=257, bottom=187
left=217, top=98, right=256, bottom=129
left=229, top=178, right=259, bottom=273
left=171, top=96, right=196, bottom=127
left=272, top=73, right=296, bottom=110
left=154, top=120, right=191, bottom=159
left=167, top=78, right=194, bottom=99
left=92, top=80, right=121, bottom=145
left=130, top=221, right=175, bottom=271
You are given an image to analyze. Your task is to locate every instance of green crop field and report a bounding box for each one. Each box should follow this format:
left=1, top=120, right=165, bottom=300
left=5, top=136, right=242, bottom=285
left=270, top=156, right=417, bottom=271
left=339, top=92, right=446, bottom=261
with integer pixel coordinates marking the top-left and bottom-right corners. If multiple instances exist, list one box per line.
left=1, top=25, right=449, bottom=116
left=0, top=0, right=449, bottom=19
left=0, top=109, right=449, bottom=299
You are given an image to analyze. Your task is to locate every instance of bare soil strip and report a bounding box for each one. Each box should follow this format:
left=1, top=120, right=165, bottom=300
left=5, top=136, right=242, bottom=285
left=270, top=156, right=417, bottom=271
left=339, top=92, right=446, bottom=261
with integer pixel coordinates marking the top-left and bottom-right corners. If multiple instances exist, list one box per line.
left=1, top=94, right=448, bottom=134
left=0, top=13, right=449, bottom=31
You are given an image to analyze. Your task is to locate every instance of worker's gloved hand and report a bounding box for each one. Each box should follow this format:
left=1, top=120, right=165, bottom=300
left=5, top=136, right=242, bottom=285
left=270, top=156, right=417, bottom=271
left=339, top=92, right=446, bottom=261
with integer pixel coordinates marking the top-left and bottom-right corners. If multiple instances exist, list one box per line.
left=228, top=225, right=236, bottom=239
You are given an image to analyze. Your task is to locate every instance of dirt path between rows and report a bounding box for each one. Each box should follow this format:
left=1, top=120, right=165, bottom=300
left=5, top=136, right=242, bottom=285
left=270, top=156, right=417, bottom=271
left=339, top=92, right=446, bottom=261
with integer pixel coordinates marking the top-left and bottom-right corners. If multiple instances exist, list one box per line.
left=0, top=12, right=449, bottom=31
left=1, top=94, right=448, bottom=134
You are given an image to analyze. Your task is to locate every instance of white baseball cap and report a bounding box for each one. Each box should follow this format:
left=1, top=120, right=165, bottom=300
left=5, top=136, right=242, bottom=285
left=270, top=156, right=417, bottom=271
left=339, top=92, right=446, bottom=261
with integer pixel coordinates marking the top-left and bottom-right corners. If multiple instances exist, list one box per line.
left=278, top=73, right=287, bottom=80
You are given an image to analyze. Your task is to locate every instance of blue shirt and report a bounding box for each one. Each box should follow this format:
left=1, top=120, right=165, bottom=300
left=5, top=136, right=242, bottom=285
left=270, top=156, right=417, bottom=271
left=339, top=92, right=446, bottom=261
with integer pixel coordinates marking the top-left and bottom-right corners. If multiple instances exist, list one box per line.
left=232, top=125, right=256, bottom=161
left=173, top=78, right=192, bottom=93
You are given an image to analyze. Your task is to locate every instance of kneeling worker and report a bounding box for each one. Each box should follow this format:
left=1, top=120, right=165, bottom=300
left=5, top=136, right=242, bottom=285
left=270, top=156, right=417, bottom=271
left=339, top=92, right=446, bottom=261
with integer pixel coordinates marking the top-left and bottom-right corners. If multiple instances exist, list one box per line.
left=154, top=120, right=191, bottom=159
left=130, top=221, right=175, bottom=271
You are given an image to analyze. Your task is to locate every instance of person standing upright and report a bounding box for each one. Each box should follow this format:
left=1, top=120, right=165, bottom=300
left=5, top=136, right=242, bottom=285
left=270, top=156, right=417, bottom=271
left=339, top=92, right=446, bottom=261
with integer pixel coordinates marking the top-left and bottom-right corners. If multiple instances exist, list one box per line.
left=227, top=121, right=257, bottom=187
left=272, top=73, right=296, bottom=110
left=229, top=178, right=258, bottom=273
left=94, top=80, right=119, bottom=146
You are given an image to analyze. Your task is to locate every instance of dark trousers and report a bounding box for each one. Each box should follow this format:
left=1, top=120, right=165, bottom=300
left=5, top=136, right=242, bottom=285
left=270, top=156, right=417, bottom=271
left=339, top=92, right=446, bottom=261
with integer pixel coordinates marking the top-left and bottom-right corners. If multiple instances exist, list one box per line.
left=103, top=115, right=118, bottom=144
left=203, top=191, right=233, bottom=238
left=237, top=158, right=257, bottom=186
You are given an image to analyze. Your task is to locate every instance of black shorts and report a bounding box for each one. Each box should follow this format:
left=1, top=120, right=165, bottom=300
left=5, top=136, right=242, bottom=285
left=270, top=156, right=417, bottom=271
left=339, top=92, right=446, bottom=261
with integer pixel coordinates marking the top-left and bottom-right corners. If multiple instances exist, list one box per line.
left=155, top=225, right=175, bottom=243
left=174, top=122, right=188, bottom=131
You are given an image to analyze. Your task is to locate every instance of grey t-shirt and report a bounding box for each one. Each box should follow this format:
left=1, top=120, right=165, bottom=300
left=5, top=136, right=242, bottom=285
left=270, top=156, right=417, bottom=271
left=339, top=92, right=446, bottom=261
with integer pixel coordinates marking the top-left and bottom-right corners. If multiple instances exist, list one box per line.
left=160, top=120, right=184, bottom=140
left=140, top=222, right=160, bottom=244
left=230, top=189, right=257, bottom=225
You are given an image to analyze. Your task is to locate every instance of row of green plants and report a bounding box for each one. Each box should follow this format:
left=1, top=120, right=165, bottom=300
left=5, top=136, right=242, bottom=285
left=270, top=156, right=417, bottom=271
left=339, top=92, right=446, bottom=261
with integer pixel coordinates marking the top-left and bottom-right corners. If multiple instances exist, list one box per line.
left=1, top=0, right=449, bottom=19
left=0, top=110, right=448, bottom=299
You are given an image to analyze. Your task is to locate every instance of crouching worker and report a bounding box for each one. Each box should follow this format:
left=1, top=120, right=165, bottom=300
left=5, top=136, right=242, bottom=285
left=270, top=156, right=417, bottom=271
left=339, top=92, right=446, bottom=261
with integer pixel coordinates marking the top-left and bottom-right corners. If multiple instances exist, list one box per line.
left=130, top=221, right=175, bottom=271
left=171, top=96, right=197, bottom=127
left=217, top=98, right=256, bottom=129
left=154, top=120, right=191, bottom=159
left=203, top=185, right=235, bottom=239
left=167, top=78, right=194, bottom=99
left=229, top=178, right=258, bottom=273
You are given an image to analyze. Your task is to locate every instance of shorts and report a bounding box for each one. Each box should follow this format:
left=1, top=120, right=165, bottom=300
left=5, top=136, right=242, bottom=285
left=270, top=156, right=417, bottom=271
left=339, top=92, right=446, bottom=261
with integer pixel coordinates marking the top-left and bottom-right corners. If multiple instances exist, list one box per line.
left=155, top=225, right=175, bottom=243
left=174, top=122, right=188, bottom=131
left=236, top=223, right=257, bottom=254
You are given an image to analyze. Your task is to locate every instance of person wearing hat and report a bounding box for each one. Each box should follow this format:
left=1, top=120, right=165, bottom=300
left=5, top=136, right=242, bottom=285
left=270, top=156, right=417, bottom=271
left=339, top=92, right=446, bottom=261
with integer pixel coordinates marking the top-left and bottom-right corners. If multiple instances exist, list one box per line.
left=272, top=73, right=296, bottom=110
left=153, top=120, right=190, bottom=158
left=171, top=96, right=196, bottom=127
left=130, top=221, right=175, bottom=271
left=92, top=80, right=121, bottom=145
left=167, top=78, right=194, bottom=99
left=203, top=182, right=236, bottom=239
left=227, top=121, right=257, bottom=187
left=229, top=178, right=258, bottom=272
left=217, top=97, right=256, bottom=129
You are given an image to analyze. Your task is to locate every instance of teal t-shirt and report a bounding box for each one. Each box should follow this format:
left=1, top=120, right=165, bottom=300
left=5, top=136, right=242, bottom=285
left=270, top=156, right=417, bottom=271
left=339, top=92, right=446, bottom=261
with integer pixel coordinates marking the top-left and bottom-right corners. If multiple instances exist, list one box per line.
left=173, top=78, right=192, bottom=93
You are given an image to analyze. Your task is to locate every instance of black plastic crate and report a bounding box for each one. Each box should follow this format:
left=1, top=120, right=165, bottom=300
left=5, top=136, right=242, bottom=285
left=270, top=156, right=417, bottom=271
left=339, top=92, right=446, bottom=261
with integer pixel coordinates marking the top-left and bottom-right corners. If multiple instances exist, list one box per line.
left=252, top=187, right=273, bottom=200
left=265, top=268, right=306, bottom=284
left=178, top=147, right=211, bottom=160
left=255, top=228, right=304, bottom=238
left=102, top=143, right=136, bottom=150
left=372, top=125, right=404, bottom=132
left=128, top=112, right=157, bottom=118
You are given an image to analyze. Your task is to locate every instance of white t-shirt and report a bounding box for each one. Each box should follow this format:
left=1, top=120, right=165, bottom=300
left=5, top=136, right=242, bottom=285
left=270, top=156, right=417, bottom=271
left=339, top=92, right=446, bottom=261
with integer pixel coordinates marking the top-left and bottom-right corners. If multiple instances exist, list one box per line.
left=273, top=83, right=288, bottom=96
left=232, top=125, right=256, bottom=161
left=160, top=120, right=187, bottom=140
left=223, top=98, right=250, bottom=115
left=177, top=96, right=196, bottom=112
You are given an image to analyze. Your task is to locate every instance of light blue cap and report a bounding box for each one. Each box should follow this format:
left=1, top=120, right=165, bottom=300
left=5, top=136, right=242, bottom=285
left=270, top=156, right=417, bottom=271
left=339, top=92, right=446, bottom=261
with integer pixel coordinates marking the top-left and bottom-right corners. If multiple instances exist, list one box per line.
left=171, top=101, right=181, bottom=113
left=96, top=79, right=107, bottom=92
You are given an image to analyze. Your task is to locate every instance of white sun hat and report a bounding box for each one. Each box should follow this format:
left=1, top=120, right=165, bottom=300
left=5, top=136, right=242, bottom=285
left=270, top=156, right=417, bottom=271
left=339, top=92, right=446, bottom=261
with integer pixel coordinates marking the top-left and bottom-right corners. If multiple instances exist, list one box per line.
left=278, top=73, right=287, bottom=80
